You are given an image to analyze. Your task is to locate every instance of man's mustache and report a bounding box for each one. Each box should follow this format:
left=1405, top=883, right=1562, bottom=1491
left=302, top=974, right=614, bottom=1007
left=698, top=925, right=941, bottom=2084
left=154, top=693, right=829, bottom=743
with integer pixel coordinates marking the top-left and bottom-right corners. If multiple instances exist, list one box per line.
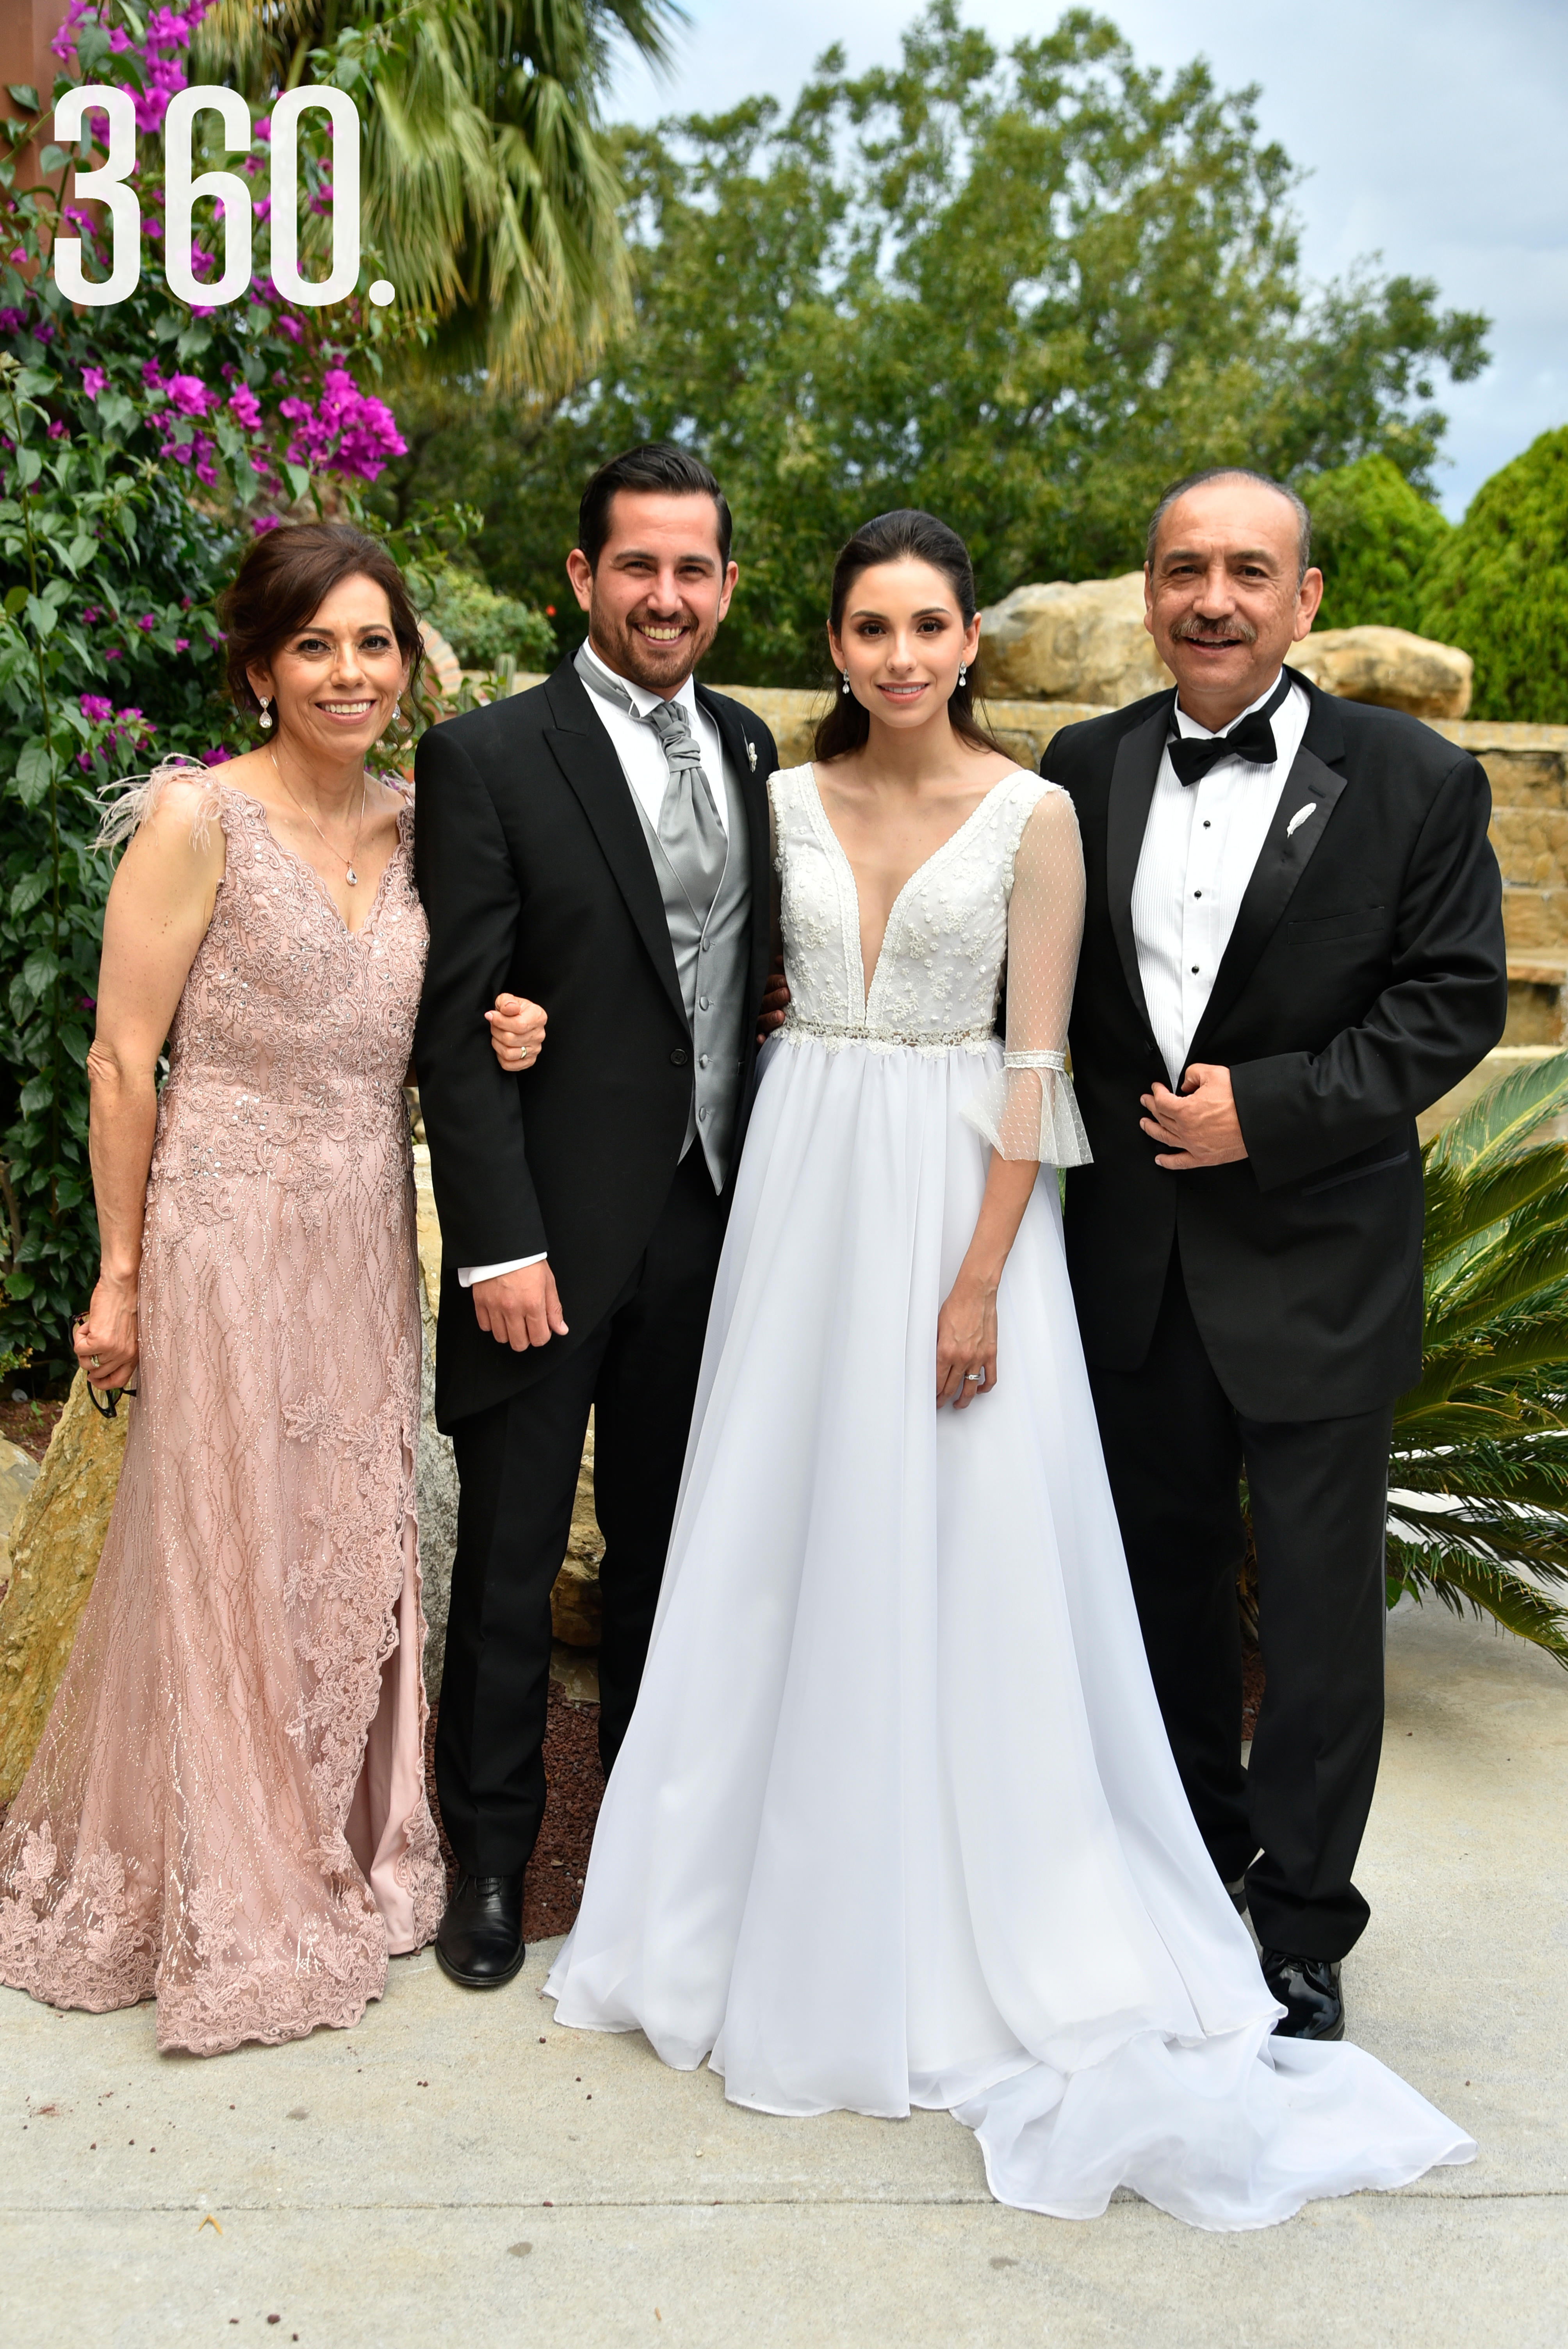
left=1169, top=611, right=1259, bottom=647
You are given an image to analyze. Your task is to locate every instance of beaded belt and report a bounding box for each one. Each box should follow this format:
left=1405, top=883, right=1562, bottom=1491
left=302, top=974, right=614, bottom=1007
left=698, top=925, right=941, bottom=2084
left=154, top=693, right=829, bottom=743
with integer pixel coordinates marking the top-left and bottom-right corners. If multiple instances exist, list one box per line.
left=781, top=1012, right=997, bottom=1050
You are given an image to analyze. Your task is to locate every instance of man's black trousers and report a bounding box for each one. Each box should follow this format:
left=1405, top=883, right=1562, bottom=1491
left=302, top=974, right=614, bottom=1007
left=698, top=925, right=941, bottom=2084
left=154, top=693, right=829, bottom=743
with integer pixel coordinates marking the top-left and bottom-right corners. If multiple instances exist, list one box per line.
left=435, top=1147, right=726, bottom=1879
left=1086, top=1248, right=1393, bottom=1961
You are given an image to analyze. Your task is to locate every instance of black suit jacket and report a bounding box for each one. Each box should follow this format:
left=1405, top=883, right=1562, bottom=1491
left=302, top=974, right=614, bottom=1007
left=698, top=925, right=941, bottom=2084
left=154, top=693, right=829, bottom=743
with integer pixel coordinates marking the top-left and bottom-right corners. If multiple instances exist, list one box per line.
left=1047, top=670, right=1508, bottom=1420
left=413, top=658, right=778, bottom=1429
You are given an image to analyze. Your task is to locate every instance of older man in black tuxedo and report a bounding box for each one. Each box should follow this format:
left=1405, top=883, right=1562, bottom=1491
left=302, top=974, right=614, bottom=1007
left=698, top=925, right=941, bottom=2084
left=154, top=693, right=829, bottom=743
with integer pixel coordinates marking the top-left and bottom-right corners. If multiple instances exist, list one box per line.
left=1045, top=469, right=1507, bottom=2039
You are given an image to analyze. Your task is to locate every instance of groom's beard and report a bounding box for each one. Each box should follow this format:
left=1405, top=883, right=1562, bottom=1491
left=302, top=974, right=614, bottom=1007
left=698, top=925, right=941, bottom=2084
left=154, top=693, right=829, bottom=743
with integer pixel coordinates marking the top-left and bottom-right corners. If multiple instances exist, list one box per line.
left=588, top=592, right=720, bottom=696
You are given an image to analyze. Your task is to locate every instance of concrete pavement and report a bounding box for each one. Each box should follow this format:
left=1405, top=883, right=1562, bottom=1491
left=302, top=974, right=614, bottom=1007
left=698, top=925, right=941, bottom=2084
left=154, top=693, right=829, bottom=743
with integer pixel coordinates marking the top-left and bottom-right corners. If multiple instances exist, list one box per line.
left=2, top=1598, right=1564, bottom=2347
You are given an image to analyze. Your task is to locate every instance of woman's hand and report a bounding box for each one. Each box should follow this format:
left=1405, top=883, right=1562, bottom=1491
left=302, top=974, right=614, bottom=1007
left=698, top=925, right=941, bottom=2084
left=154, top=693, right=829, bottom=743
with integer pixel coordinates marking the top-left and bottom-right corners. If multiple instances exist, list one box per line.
left=936, top=1271, right=998, bottom=1409
left=486, top=992, right=547, bottom=1072
left=74, top=1271, right=140, bottom=1391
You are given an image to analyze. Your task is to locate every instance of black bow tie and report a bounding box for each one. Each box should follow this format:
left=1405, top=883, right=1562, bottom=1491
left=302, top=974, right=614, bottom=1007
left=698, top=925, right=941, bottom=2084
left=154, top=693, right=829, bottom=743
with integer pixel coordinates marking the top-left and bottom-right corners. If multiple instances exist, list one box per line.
left=1167, top=674, right=1292, bottom=788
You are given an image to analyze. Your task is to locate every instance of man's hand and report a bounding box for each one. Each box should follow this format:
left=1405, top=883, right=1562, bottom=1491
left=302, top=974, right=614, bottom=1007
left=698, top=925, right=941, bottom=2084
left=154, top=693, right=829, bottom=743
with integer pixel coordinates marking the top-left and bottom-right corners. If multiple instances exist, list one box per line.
left=758, top=955, right=790, bottom=1043
left=1140, top=1063, right=1248, bottom=1170
left=473, top=1262, right=569, bottom=1350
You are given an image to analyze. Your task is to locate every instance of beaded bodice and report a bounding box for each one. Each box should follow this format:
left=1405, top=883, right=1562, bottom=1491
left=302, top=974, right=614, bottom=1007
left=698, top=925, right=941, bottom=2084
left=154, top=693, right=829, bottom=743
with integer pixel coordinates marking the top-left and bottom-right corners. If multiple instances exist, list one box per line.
left=772, top=763, right=1054, bottom=1052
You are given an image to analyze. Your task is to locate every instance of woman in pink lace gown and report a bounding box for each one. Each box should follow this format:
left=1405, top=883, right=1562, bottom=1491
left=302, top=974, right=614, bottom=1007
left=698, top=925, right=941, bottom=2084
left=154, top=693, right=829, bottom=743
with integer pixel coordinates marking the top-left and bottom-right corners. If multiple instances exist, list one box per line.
left=0, top=525, right=454, bottom=2053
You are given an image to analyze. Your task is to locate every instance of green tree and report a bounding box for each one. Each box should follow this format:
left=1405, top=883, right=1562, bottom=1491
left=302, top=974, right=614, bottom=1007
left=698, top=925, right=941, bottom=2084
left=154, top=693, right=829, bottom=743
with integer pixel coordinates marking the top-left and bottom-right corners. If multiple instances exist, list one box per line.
left=195, top=0, right=682, bottom=394
left=1300, top=454, right=1452, bottom=634
left=1416, top=427, right=1568, bottom=724
left=379, top=3, right=1490, bottom=685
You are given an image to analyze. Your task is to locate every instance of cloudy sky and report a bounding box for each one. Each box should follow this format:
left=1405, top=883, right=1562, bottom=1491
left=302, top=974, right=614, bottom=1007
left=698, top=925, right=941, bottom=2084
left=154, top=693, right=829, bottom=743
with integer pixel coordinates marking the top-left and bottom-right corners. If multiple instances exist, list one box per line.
left=605, top=0, right=1568, bottom=517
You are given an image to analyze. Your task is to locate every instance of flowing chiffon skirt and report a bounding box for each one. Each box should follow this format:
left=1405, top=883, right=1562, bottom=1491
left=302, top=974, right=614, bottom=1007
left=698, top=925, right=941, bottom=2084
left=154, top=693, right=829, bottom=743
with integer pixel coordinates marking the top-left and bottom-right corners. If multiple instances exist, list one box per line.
left=546, top=1034, right=1474, bottom=2228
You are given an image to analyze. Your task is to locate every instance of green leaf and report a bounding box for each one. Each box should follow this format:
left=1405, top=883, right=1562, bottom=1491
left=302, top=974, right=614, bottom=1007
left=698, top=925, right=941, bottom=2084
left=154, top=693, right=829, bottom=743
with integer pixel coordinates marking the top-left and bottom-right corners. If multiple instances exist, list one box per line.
left=16, top=1071, right=53, bottom=1111
left=39, top=146, right=68, bottom=176
left=3, top=583, right=26, bottom=616
left=9, top=868, right=48, bottom=917
left=1427, top=1050, right=1568, bottom=1176
left=14, top=739, right=54, bottom=798
left=19, top=949, right=59, bottom=1000
left=22, top=593, right=57, bottom=641
left=13, top=447, right=41, bottom=488
left=5, top=86, right=40, bottom=116
left=96, top=392, right=135, bottom=434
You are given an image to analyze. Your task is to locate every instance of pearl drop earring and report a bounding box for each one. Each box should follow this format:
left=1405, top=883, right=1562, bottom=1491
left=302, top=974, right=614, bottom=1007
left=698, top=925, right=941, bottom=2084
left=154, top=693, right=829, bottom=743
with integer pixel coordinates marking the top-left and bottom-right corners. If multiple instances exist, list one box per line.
left=957, top=662, right=968, bottom=689
left=257, top=696, right=273, bottom=731
left=841, top=671, right=851, bottom=696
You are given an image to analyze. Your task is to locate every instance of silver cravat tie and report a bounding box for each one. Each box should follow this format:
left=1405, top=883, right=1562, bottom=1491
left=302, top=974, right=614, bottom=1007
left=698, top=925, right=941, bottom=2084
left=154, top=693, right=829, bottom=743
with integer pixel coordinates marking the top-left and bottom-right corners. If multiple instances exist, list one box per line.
left=576, top=649, right=728, bottom=920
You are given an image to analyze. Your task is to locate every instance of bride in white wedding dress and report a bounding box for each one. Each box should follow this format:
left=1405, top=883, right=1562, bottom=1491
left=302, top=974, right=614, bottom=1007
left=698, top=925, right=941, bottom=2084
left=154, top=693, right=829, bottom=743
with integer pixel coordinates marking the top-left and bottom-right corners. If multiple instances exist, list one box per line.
left=543, top=509, right=1473, bottom=2229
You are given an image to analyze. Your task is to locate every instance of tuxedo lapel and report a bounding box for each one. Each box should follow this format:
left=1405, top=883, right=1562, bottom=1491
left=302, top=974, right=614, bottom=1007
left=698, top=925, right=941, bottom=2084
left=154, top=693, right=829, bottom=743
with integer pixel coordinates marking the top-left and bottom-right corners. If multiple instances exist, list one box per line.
left=541, top=665, right=686, bottom=1028
left=1105, top=697, right=1171, bottom=1038
left=1185, top=743, right=1349, bottom=1059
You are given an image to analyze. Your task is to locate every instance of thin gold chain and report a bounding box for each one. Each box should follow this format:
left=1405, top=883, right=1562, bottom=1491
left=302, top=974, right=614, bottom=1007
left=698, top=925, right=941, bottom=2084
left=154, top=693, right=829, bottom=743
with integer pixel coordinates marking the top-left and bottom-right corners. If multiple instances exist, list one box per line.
left=268, top=747, right=369, bottom=883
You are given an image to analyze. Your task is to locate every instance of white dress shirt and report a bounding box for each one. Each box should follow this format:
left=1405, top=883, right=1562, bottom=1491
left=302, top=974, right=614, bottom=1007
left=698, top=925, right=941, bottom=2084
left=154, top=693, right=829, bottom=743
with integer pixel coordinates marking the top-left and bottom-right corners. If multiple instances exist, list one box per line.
left=458, top=641, right=734, bottom=1289
left=1131, top=671, right=1310, bottom=1087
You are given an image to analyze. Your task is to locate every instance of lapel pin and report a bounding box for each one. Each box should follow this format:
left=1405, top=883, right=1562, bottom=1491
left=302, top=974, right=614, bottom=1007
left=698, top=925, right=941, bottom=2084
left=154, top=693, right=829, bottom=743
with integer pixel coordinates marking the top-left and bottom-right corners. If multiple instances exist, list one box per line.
left=1285, top=802, right=1317, bottom=839
left=745, top=738, right=757, bottom=773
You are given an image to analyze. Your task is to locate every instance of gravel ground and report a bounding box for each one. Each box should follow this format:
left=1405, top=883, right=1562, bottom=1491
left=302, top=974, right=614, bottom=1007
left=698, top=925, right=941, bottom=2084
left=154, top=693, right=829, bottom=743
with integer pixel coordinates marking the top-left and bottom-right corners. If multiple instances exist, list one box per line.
left=423, top=1683, right=605, bottom=1944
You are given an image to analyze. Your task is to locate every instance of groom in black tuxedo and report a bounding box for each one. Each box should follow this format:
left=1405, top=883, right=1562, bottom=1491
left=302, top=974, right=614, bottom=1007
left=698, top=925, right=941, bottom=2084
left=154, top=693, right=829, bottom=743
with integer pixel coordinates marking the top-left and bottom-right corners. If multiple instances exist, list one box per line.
left=414, top=445, right=779, bottom=1989
left=1046, top=469, right=1506, bottom=2038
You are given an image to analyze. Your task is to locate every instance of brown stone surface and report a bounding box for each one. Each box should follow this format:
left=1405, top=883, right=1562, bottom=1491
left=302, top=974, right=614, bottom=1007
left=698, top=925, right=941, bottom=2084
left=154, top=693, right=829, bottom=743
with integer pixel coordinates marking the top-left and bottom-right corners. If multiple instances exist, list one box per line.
left=975, top=574, right=1173, bottom=708
left=1291, top=625, right=1472, bottom=720
left=0, top=1371, right=127, bottom=1803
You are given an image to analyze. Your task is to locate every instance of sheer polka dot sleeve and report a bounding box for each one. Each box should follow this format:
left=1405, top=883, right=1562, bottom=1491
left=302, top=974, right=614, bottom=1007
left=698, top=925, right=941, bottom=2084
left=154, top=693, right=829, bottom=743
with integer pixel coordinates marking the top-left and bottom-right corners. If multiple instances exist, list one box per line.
left=960, top=785, right=1092, bottom=1166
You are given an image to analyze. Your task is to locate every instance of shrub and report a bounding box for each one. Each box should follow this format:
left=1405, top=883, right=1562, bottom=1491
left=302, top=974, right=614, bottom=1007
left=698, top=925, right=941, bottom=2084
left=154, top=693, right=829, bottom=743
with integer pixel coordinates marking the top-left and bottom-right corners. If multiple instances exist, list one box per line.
left=1416, top=427, right=1568, bottom=722
left=420, top=566, right=556, bottom=674
left=0, top=2, right=431, bottom=1383
left=1299, top=454, right=1452, bottom=634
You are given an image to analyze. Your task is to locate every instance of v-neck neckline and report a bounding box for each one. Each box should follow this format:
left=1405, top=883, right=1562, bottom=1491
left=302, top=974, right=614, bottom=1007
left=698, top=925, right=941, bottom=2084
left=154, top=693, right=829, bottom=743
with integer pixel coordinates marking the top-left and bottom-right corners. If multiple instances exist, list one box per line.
left=805, top=762, right=1022, bottom=1013
left=223, top=782, right=406, bottom=939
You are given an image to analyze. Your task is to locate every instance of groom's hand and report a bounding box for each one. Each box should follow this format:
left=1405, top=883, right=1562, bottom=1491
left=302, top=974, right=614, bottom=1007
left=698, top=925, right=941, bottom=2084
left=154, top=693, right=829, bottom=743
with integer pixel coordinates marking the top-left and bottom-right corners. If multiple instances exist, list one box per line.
left=1140, top=1064, right=1248, bottom=1170
left=757, top=956, right=790, bottom=1042
left=473, top=1262, right=570, bottom=1350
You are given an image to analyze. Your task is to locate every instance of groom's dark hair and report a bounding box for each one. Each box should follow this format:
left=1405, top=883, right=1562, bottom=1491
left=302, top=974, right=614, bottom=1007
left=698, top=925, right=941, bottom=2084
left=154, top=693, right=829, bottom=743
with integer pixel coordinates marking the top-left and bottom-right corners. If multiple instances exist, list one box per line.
left=578, top=443, right=734, bottom=572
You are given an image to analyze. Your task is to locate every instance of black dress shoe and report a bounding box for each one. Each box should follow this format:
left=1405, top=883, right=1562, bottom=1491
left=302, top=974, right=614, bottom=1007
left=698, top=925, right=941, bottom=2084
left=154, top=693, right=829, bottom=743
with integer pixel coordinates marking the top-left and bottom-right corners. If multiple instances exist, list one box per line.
left=435, top=1871, right=526, bottom=1990
left=1260, top=1948, right=1344, bottom=2041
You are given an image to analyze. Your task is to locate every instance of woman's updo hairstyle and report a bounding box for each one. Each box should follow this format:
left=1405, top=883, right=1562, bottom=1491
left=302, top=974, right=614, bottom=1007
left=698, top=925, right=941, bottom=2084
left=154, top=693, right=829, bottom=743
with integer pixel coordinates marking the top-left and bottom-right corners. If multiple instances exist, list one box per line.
left=813, top=507, right=1000, bottom=763
left=220, top=520, right=424, bottom=720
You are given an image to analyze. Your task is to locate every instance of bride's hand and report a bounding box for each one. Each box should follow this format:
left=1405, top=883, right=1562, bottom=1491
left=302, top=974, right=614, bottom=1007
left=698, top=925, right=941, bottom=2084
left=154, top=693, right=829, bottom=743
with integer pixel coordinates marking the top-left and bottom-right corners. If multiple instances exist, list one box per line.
left=486, top=992, right=547, bottom=1072
left=73, top=1271, right=139, bottom=1391
left=936, top=1273, right=998, bottom=1409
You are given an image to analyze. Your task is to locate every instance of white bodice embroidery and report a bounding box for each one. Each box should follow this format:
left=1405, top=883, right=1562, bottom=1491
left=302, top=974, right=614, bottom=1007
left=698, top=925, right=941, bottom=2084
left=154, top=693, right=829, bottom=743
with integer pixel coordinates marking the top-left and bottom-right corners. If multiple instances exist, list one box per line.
left=770, top=764, right=1092, bottom=1165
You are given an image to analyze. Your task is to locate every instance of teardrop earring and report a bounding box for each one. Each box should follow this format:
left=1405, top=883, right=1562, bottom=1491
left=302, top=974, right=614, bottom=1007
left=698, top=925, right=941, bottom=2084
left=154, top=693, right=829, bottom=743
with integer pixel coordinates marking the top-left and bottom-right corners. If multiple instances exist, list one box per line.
left=957, top=662, right=968, bottom=689
left=841, top=670, right=851, bottom=697
left=257, top=696, right=273, bottom=731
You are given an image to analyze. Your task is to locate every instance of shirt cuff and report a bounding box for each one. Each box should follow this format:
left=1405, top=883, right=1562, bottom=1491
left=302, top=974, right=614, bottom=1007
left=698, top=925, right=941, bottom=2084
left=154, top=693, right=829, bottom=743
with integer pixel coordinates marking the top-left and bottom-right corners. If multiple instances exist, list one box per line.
left=458, top=1253, right=548, bottom=1287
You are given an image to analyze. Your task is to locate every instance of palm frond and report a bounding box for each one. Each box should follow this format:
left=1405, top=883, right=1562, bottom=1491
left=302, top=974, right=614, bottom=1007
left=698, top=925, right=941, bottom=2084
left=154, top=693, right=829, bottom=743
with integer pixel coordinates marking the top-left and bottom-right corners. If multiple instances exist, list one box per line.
left=1424, top=1048, right=1568, bottom=1176
left=1385, top=1531, right=1568, bottom=1665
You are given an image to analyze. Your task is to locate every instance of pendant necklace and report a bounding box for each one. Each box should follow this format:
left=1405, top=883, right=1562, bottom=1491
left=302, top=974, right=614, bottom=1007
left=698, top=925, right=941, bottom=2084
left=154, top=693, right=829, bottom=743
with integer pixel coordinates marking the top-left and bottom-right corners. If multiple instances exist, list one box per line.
left=270, top=749, right=368, bottom=886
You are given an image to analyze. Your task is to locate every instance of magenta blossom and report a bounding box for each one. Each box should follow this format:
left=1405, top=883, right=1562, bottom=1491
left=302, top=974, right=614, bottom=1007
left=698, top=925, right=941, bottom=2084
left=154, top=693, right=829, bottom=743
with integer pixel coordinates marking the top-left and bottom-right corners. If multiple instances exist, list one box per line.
left=205, top=745, right=234, bottom=763
left=137, top=613, right=156, bottom=631
left=79, top=693, right=114, bottom=724
left=104, top=647, right=121, bottom=660
left=228, top=384, right=263, bottom=430
left=252, top=515, right=283, bottom=534
left=81, top=365, right=108, bottom=398
left=173, top=637, right=189, bottom=651
left=81, top=604, right=101, bottom=623
left=0, top=308, right=24, bottom=332
left=166, top=374, right=212, bottom=419
left=275, top=314, right=305, bottom=346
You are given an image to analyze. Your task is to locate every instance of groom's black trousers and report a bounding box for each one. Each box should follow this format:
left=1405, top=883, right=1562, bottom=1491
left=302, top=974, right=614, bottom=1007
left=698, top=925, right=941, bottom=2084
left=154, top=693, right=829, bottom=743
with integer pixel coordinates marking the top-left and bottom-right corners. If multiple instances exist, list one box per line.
left=1087, top=1249, right=1392, bottom=1962
left=435, top=1148, right=726, bottom=1880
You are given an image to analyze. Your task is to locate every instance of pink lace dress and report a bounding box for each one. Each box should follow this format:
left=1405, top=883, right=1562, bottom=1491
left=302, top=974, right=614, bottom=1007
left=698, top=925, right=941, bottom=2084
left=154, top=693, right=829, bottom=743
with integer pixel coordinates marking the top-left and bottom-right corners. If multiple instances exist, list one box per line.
left=0, top=769, right=445, bottom=2054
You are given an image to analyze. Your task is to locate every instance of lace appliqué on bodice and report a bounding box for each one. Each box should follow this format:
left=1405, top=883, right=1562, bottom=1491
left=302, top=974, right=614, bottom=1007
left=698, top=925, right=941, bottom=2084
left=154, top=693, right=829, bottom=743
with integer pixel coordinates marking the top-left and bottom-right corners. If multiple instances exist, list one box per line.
left=770, top=764, right=1091, bottom=1166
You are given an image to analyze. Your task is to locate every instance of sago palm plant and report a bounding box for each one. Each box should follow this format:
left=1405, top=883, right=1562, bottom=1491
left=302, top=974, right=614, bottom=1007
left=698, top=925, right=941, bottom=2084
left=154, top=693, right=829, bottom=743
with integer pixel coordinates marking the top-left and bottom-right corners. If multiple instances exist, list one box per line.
left=1387, top=1049, right=1568, bottom=1666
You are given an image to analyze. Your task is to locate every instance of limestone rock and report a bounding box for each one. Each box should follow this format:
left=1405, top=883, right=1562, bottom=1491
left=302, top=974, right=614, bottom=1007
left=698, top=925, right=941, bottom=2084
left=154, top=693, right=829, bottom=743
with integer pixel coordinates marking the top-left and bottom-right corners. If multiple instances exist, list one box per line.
left=0, top=1436, right=38, bottom=1592
left=975, top=575, right=1174, bottom=708
left=553, top=1413, right=604, bottom=1649
left=1290, top=626, right=1472, bottom=720
left=0, top=1373, right=128, bottom=1802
